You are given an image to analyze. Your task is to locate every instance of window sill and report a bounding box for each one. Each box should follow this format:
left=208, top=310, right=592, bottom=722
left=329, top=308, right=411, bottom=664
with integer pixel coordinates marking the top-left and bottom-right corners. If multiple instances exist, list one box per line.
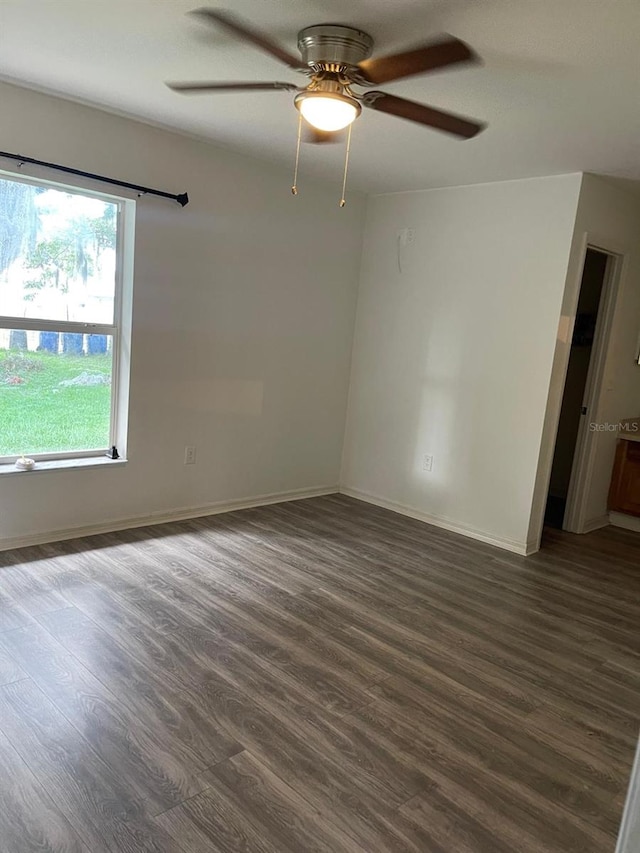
left=0, top=456, right=127, bottom=477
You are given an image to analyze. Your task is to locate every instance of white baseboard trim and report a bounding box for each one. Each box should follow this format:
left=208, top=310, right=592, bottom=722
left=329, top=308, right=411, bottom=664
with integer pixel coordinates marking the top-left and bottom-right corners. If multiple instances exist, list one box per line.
left=340, top=486, right=530, bottom=555
left=609, top=511, right=640, bottom=533
left=581, top=514, right=610, bottom=534
left=0, top=485, right=339, bottom=553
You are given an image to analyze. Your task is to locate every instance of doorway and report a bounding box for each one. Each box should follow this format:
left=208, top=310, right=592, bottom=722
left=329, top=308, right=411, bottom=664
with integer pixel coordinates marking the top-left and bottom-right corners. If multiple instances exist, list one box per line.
left=544, top=248, right=610, bottom=529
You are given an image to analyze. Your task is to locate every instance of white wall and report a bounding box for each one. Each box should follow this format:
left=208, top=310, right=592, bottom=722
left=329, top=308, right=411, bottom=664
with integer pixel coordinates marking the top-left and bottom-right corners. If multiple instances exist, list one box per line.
left=528, top=175, right=640, bottom=541
left=341, top=174, right=582, bottom=553
left=0, top=82, right=365, bottom=548
left=616, top=737, right=640, bottom=853
left=575, top=177, right=640, bottom=525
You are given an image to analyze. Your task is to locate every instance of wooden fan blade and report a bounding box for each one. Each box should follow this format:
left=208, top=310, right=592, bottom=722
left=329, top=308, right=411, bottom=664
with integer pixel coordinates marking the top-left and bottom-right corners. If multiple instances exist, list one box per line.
left=191, top=8, right=307, bottom=70
left=303, top=127, right=344, bottom=144
left=166, top=81, right=300, bottom=93
left=363, top=91, right=485, bottom=138
left=358, top=36, right=477, bottom=85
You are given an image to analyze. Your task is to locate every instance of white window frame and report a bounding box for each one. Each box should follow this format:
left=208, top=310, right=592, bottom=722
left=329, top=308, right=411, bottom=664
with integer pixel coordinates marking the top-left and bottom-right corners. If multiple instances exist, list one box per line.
left=0, top=169, right=135, bottom=465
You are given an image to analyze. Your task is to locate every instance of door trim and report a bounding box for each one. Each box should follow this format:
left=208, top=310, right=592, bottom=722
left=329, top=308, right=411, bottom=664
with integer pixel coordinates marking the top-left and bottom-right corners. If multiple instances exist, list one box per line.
left=563, top=243, right=625, bottom=532
left=527, top=230, right=628, bottom=551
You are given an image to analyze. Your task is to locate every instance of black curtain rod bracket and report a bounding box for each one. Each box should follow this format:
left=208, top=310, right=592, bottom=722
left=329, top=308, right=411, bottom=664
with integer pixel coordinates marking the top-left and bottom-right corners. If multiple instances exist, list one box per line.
left=0, top=150, right=189, bottom=207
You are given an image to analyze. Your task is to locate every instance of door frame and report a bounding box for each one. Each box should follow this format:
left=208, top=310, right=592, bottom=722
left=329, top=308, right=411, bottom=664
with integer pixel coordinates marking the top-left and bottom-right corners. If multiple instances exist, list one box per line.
left=528, top=231, right=628, bottom=550
left=563, top=241, right=624, bottom=532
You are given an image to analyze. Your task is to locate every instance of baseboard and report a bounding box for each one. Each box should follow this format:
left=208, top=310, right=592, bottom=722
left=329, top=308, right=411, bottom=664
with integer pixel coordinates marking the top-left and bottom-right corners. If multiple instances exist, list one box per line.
left=581, top=514, right=610, bottom=534
left=0, top=485, right=339, bottom=553
left=523, top=538, right=541, bottom=556
left=340, top=486, right=530, bottom=555
left=609, top=512, right=640, bottom=533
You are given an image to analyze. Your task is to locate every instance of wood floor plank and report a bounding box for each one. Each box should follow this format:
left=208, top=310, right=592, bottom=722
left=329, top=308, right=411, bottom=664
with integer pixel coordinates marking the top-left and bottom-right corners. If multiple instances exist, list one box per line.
left=57, top=565, right=370, bottom=717
left=0, top=621, right=212, bottom=816
left=204, top=750, right=370, bottom=853
left=0, top=724, right=89, bottom=853
left=306, top=587, right=542, bottom=715
left=168, top=623, right=425, bottom=805
left=399, top=785, right=549, bottom=853
left=0, top=643, right=27, bottom=686
left=0, top=562, right=71, bottom=616
left=37, top=606, right=243, bottom=771
left=135, top=544, right=392, bottom=684
left=0, top=678, right=186, bottom=852
left=56, top=603, right=426, bottom=814
left=368, top=675, right=620, bottom=835
left=158, top=749, right=368, bottom=853
left=353, top=691, right=615, bottom=852
left=0, top=494, right=637, bottom=853
left=155, top=784, right=276, bottom=853
left=61, top=607, right=439, bottom=850
left=0, top=586, right=41, bottom=633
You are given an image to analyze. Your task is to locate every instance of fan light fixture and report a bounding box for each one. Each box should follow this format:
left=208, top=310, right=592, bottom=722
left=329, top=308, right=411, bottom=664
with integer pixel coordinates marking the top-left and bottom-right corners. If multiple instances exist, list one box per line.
left=295, top=91, right=361, bottom=132
left=168, top=12, right=486, bottom=206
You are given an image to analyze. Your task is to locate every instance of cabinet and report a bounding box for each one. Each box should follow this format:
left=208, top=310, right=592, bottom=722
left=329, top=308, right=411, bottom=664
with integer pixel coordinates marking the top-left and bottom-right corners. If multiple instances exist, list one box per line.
left=608, top=439, right=640, bottom=517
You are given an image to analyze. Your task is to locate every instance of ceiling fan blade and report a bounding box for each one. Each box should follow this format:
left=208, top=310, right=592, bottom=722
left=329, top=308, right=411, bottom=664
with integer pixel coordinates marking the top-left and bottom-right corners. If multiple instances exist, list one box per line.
left=303, top=127, right=344, bottom=144
left=167, top=80, right=300, bottom=93
left=362, top=91, right=485, bottom=138
left=357, top=36, right=477, bottom=85
left=190, top=8, right=307, bottom=71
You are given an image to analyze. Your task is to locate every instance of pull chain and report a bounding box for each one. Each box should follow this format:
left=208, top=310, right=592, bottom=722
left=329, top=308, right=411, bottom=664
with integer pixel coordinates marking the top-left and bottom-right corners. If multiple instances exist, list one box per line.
left=339, top=123, right=353, bottom=208
left=292, top=117, right=353, bottom=205
left=291, top=113, right=303, bottom=196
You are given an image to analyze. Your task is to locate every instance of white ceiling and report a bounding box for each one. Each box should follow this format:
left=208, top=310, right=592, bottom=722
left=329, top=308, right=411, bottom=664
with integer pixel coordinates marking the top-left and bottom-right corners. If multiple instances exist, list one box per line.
left=1, top=0, right=640, bottom=193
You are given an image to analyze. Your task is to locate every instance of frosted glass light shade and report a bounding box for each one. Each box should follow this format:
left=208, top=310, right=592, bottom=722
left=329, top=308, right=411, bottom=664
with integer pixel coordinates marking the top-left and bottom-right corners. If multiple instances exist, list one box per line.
left=297, top=93, right=360, bottom=132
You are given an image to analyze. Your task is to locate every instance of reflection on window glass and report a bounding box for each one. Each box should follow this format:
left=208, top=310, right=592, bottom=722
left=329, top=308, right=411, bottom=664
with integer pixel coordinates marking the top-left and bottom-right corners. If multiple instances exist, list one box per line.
left=0, top=329, right=113, bottom=456
left=0, top=179, right=117, bottom=324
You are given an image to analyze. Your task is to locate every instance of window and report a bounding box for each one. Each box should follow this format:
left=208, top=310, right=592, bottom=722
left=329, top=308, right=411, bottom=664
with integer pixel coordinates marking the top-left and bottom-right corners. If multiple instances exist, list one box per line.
left=0, top=171, right=133, bottom=465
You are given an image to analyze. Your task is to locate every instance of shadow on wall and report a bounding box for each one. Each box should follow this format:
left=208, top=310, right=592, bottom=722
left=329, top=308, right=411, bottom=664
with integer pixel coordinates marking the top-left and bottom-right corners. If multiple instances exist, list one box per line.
left=409, top=317, right=466, bottom=518
left=407, top=298, right=533, bottom=533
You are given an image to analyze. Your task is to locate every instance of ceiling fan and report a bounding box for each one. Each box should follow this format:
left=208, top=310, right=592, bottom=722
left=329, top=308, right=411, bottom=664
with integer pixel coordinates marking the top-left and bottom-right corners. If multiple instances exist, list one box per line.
left=167, top=9, right=486, bottom=202
left=168, top=9, right=485, bottom=138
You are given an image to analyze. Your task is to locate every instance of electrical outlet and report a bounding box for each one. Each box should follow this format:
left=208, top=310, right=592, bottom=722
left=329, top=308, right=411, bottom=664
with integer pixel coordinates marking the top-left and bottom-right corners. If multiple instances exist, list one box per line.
left=184, top=446, right=196, bottom=465
left=422, top=454, right=434, bottom=472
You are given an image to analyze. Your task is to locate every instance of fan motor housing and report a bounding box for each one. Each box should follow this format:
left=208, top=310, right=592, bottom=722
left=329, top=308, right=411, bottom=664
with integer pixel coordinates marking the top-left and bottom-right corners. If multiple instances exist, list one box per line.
left=298, top=25, right=374, bottom=68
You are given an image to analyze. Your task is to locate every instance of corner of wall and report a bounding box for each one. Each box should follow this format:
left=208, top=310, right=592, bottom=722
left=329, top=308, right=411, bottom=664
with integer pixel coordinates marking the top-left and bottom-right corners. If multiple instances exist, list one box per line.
left=525, top=174, right=588, bottom=546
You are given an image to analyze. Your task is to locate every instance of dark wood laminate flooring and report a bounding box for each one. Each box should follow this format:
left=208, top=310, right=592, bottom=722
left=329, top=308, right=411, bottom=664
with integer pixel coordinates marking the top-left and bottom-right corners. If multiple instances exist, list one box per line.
left=0, top=494, right=638, bottom=852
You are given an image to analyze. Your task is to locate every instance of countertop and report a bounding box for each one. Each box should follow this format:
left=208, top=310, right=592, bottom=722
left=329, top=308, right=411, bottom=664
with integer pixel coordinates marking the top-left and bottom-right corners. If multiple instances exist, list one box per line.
left=618, top=418, right=640, bottom=442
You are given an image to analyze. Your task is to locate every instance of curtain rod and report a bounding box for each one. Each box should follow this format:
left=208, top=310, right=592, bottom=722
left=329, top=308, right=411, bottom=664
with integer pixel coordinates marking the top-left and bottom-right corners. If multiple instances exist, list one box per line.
left=0, top=150, right=189, bottom=207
